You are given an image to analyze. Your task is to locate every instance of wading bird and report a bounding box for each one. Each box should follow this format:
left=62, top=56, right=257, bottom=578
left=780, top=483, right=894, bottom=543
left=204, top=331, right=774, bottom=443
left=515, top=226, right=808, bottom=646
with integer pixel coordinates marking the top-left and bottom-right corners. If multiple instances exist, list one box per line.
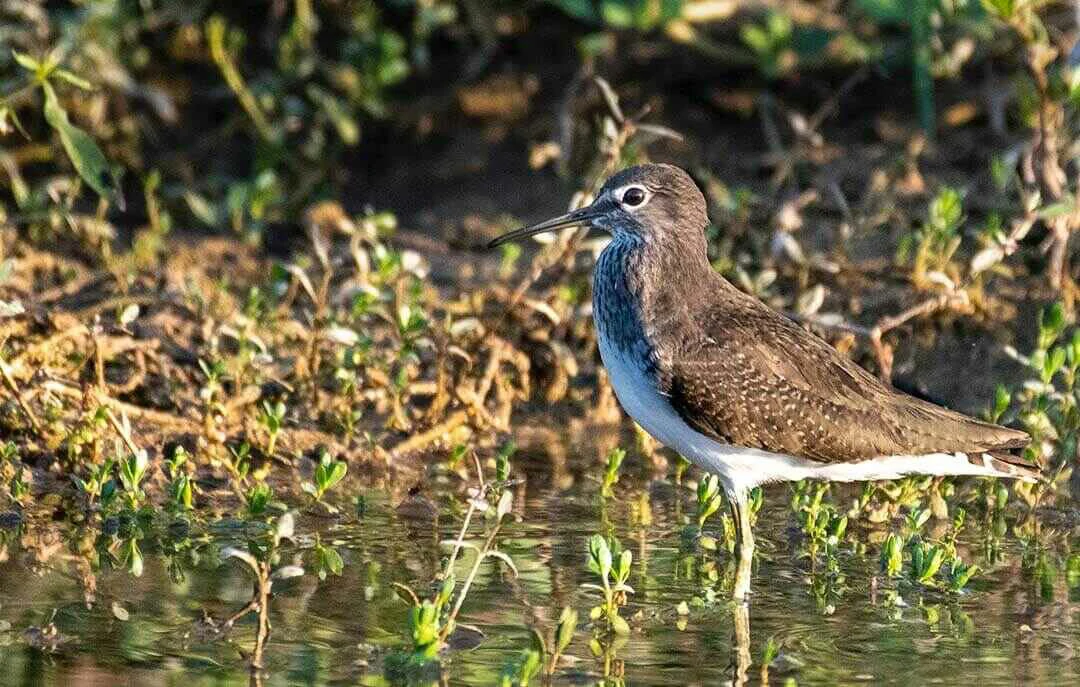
left=490, top=163, right=1038, bottom=600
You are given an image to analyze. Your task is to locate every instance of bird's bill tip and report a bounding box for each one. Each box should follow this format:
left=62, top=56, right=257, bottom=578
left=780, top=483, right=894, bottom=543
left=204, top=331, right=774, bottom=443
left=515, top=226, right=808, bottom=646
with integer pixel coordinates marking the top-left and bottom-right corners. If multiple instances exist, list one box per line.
left=486, top=206, right=599, bottom=249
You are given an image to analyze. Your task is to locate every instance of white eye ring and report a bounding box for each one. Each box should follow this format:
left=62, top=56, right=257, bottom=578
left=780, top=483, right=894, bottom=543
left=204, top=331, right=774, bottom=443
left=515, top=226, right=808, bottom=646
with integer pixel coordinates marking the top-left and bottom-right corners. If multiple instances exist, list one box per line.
left=615, top=185, right=649, bottom=210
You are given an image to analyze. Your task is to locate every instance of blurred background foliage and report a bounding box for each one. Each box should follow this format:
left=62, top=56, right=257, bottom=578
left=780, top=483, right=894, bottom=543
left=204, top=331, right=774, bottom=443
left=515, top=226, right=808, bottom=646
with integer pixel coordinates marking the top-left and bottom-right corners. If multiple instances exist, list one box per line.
left=1, top=1, right=1076, bottom=255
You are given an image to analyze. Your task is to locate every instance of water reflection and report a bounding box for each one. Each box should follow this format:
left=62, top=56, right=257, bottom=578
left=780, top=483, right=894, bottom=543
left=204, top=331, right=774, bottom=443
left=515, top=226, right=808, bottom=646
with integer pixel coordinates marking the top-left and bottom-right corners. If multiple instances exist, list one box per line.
left=0, top=428, right=1077, bottom=686
left=732, top=602, right=751, bottom=685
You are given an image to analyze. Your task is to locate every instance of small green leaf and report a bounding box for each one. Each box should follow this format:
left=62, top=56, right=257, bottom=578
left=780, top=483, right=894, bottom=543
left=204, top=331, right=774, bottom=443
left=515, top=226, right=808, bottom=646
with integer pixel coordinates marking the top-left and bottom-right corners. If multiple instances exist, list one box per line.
left=11, top=50, right=40, bottom=73
left=184, top=191, right=219, bottom=225
left=41, top=82, right=120, bottom=205
left=950, top=561, right=979, bottom=590
left=52, top=68, right=93, bottom=91
left=1043, top=346, right=1066, bottom=383
left=1038, top=303, right=1066, bottom=349
left=556, top=607, right=577, bottom=652
left=324, top=460, right=347, bottom=490
left=437, top=575, right=455, bottom=608
left=882, top=533, right=904, bottom=577
left=588, top=534, right=612, bottom=578
left=992, top=384, right=1011, bottom=421
left=617, top=549, right=632, bottom=581
left=982, top=0, right=1016, bottom=20
left=317, top=544, right=344, bottom=579
left=306, top=84, right=359, bottom=146
left=918, top=545, right=946, bottom=583
left=496, top=440, right=514, bottom=482
left=610, top=613, right=631, bottom=636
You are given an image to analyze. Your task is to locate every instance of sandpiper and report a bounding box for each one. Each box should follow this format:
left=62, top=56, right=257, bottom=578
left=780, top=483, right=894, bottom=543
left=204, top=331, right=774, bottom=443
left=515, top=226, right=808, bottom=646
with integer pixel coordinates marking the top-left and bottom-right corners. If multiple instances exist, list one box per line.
left=491, top=163, right=1037, bottom=600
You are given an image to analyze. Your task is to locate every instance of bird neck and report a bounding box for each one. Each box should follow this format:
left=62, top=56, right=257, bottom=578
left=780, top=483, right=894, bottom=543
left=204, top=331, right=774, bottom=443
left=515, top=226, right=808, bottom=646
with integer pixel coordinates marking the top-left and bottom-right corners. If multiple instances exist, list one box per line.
left=593, top=234, right=714, bottom=355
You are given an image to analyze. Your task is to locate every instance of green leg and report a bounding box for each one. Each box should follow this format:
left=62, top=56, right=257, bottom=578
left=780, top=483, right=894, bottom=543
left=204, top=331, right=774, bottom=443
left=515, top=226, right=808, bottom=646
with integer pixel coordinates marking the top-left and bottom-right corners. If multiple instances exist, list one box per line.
left=729, top=490, right=755, bottom=601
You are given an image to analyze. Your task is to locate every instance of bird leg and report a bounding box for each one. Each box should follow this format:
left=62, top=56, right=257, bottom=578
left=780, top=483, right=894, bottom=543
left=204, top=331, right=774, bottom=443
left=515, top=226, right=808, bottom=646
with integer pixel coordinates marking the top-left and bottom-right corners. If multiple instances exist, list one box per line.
left=729, top=490, right=755, bottom=601
left=731, top=600, right=751, bottom=686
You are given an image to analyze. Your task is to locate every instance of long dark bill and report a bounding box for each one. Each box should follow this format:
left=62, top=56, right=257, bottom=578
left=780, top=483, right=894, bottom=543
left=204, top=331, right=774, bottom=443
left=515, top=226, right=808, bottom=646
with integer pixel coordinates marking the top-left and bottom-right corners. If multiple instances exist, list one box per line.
left=487, top=205, right=602, bottom=248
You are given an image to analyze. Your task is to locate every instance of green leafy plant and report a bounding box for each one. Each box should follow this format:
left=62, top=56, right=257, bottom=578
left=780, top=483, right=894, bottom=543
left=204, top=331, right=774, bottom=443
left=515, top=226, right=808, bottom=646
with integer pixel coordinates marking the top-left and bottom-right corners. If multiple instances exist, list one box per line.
left=118, top=448, right=150, bottom=510
left=548, top=0, right=684, bottom=30
left=224, top=442, right=252, bottom=487
left=687, top=473, right=725, bottom=552
left=1002, top=303, right=1077, bottom=483
left=220, top=511, right=303, bottom=670
left=165, top=446, right=194, bottom=511
left=600, top=447, right=625, bottom=498
left=583, top=535, right=634, bottom=636
left=897, top=186, right=964, bottom=285
left=880, top=506, right=980, bottom=590
left=246, top=483, right=273, bottom=517
left=501, top=630, right=544, bottom=687
left=909, top=540, right=948, bottom=584
left=7, top=47, right=120, bottom=204
left=258, top=400, right=286, bottom=457
left=741, top=11, right=795, bottom=79
left=397, top=576, right=455, bottom=661
left=881, top=532, right=904, bottom=577
left=696, top=473, right=724, bottom=528
left=64, top=406, right=107, bottom=466
left=791, top=481, right=847, bottom=571
left=392, top=448, right=518, bottom=663
left=302, top=450, right=348, bottom=505
left=314, top=535, right=344, bottom=581
left=7, top=465, right=30, bottom=503
left=73, top=457, right=115, bottom=508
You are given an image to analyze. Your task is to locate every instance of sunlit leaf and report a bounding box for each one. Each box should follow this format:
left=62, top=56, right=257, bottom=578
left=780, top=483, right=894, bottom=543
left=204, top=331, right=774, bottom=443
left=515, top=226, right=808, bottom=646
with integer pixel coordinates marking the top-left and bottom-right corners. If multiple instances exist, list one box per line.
left=41, top=82, right=120, bottom=205
left=556, top=607, right=577, bottom=652
left=52, top=68, right=92, bottom=91
left=610, top=613, right=630, bottom=635
left=11, top=50, right=40, bottom=73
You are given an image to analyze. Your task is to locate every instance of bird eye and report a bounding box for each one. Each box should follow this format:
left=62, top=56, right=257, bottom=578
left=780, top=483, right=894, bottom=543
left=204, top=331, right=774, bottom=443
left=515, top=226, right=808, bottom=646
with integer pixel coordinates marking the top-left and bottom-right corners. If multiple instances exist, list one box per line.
left=621, top=187, right=646, bottom=207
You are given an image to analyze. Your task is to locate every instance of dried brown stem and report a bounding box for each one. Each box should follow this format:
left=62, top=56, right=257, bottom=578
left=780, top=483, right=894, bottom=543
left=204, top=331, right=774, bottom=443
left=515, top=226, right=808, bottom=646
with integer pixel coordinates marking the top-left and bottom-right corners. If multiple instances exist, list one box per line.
left=869, top=292, right=969, bottom=381
left=101, top=406, right=141, bottom=457
left=41, top=379, right=194, bottom=429
left=389, top=409, right=469, bottom=459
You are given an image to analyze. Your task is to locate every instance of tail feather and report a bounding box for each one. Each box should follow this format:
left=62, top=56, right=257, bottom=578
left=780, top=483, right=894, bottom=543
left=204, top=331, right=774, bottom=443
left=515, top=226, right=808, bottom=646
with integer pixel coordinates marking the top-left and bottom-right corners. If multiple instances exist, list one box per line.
left=968, top=451, right=1042, bottom=483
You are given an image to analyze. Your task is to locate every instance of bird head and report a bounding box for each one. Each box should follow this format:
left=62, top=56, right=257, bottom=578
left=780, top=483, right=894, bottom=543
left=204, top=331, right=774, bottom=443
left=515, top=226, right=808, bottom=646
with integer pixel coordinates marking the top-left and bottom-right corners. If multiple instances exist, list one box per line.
left=489, top=163, right=708, bottom=250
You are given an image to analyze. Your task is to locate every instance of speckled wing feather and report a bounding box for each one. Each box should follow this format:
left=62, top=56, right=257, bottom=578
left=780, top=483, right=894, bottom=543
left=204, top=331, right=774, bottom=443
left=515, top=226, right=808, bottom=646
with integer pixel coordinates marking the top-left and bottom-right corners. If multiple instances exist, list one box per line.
left=662, top=284, right=1030, bottom=464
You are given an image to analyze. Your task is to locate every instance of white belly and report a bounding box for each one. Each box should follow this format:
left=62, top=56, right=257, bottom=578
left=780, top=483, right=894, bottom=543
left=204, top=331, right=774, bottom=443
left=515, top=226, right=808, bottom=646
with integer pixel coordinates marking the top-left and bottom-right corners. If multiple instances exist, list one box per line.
left=596, top=334, right=1015, bottom=493
left=596, top=334, right=812, bottom=493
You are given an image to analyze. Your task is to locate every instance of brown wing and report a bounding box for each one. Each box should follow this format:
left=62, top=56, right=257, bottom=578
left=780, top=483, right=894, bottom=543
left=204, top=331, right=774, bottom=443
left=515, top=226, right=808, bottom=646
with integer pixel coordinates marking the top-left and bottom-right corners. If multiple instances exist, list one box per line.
left=663, top=287, right=1029, bottom=463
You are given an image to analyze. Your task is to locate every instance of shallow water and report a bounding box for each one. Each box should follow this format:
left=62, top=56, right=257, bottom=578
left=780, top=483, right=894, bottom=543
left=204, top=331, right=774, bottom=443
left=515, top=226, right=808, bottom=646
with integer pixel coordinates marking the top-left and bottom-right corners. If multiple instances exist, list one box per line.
left=1, top=444, right=1078, bottom=687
